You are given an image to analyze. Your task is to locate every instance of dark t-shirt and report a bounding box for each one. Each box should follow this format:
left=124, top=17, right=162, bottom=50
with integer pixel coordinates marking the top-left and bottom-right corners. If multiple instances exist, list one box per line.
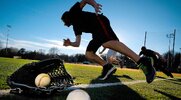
left=70, top=2, right=116, bottom=37
left=69, top=2, right=104, bottom=35
left=139, top=49, right=157, bottom=61
left=68, top=2, right=118, bottom=53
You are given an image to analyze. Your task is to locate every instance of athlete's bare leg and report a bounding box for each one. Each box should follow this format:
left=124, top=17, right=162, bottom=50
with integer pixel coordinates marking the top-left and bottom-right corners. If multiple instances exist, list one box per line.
left=102, top=40, right=140, bottom=63
left=85, top=40, right=140, bottom=66
left=85, top=51, right=106, bottom=66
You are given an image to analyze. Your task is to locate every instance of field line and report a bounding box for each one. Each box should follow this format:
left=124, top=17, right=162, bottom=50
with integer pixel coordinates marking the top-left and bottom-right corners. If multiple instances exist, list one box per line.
left=68, top=78, right=170, bottom=90
left=0, top=78, right=170, bottom=95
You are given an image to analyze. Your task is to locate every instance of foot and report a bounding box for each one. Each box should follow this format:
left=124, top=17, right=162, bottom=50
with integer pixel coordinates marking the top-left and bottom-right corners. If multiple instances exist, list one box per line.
left=138, top=57, right=156, bottom=83
left=99, top=63, right=116, bottom=80
left=162, top=69, right=174, bottom=78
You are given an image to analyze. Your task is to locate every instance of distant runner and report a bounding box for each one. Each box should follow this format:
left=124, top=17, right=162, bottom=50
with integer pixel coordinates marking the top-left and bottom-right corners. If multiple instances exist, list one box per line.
left=139, top=46, right=173, bottom=78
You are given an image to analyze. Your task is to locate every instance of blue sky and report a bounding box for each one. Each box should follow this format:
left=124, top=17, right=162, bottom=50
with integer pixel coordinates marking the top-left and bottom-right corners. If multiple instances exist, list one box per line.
left=0, top=0, right=181, bottom=55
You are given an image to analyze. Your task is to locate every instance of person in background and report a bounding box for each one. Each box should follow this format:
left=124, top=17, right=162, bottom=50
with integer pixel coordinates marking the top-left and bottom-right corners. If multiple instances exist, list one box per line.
left=99, top=48, right=124, bottom=68
left=139, top=46, right=173, bottom=78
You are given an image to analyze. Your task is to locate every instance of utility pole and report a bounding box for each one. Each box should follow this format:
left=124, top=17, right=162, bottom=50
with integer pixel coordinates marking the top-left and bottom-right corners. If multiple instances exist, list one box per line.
left=166, top=29, right=176, bottom=68
left=172, top=29, right=176, bottom=58
left=167, top=34, right=173, bottom=67
left=5, top=25, right=11, bottom=54
left=167, top=34, right=171, bottom=67
left=144, top=31, right=147, bottom=47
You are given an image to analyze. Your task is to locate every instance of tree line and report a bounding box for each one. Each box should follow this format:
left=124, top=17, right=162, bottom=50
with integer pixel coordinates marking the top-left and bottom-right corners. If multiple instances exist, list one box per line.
left=0, top=47, right=180, bottom=73
left=0, top=47, right=88, bottom=62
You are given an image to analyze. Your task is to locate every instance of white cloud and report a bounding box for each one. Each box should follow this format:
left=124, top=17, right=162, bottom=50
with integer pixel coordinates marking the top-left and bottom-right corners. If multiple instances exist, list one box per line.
left=3, top=36, right=86, bottom=55
left=38, top=37, right=86, bottom=50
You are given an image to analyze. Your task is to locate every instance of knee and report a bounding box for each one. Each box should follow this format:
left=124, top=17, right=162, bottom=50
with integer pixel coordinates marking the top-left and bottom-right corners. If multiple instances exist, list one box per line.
left=85, top=51, right=95, bottom=61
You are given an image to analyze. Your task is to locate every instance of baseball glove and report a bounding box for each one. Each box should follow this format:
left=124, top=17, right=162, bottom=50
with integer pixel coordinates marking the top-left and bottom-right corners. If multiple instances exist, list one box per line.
left=7, top=58, right=74, bottom=96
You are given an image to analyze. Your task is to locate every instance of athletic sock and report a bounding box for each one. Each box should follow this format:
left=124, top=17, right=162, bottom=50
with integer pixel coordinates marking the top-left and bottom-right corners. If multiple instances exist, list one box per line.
left=102, top=62, right=109, bottom=68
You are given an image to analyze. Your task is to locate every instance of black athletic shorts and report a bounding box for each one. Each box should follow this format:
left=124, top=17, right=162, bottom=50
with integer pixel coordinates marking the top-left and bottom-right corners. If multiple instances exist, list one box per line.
left=86, top=16, right=119, bottom=53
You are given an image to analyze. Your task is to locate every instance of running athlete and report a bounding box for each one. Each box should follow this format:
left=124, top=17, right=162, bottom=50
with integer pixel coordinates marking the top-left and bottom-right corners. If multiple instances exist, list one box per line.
left=139, top=46, right=173, bottom=78
left=62, top=0, right=156, bottom=83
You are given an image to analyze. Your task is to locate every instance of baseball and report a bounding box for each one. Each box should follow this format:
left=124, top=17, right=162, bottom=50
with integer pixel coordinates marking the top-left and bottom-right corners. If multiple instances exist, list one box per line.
left=35, top=73, right=51, bottom=87
left=66, top=89, right=91, bottom=100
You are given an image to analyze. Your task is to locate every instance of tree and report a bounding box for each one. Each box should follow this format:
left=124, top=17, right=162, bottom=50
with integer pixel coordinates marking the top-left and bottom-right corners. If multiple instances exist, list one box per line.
left=38, top=49, right=45, bottom=55
left=24, top=50, right=37, bottom=59
left=75, top=54, right=87, bottom=62
left=49, top=47, right=59, bottom=55
left=163, top=51, right=181, bottom=73
left=163, top=51, right=174, bottom=69
left=17, top=48, right=26, bottom=56
left=173, top=52, right=181, bottom=73
left=0, top=47, right=18, bottom=57
left=59, top=53, right=69, bottom=62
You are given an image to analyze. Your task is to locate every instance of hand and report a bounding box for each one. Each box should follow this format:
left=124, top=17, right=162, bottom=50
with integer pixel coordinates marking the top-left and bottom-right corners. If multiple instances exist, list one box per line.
left=63, top=38, right=71, bottom=46
left=93, top=2, right=102, bottom=15
left=86, top=0, right=102, bottom=15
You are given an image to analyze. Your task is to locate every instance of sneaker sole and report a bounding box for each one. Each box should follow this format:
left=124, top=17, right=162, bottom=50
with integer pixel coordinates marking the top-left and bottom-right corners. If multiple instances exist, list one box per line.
left=99, top=66, right=116, bottom=80
left=137, top=57, right=156, bottom=83
left=147, top=67, right=156, bottom=83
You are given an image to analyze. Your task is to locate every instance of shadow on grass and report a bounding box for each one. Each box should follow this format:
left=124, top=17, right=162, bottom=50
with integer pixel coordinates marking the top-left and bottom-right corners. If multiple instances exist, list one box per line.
left=87, top=75, right=145, bottom=100
left=154, top=89, right=180, bottom=100
left=163, top=78, right=181, bottom=85
left=0, top=90, right=69, bottom=100
left=0, top=75, right=138, bottom=100
left=115, top=75, right=134, bottom=80
left=167, top=78, right=181, bottom=82
left=90, top=74, right=134, bottom=84
left=155, top=76, right=166, bottom=79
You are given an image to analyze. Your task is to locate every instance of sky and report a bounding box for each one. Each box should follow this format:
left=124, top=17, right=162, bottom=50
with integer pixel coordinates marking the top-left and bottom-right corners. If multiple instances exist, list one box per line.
left=0, top=0, right=181, bottom=55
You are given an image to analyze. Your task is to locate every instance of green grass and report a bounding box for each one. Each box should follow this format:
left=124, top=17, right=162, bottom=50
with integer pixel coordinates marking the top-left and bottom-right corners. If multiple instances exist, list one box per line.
left=0, top=57, right=181, bottom=100
left=0, top=57, right=37, bottom=89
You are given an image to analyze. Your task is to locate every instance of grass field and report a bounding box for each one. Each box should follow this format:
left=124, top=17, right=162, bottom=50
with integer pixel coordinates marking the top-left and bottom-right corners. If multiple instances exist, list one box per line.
left=0, top=57, right=181, bottom=100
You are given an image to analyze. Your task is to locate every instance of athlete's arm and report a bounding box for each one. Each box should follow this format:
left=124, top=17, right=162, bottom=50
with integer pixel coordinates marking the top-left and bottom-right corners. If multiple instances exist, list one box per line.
left=154, top=51, right=166, bottom=62
left=63, top=35, right=81, bottom=47
left=80, top=0, right=102, bottom=15
left=154, top=51, right=162, bottom=58
left=139, top=51, right=143, bottom=56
